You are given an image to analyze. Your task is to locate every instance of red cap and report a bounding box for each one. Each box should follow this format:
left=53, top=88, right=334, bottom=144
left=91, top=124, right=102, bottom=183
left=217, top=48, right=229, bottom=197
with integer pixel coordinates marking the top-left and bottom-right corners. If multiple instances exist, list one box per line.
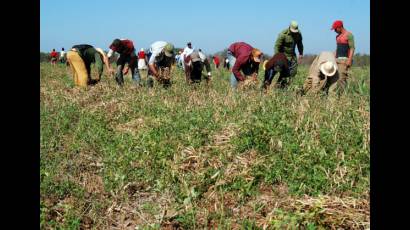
left=331, top=20, right=343, bottom=30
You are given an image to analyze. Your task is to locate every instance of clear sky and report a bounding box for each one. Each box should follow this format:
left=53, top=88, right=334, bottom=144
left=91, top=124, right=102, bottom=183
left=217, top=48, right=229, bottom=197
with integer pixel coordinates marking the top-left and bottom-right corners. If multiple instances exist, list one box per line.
left=40, top=0, right=370, bottom=55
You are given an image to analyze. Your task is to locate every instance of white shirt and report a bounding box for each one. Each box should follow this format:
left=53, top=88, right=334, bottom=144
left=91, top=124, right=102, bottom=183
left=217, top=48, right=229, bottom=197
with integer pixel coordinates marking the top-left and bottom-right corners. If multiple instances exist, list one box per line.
left=60, top=51, right=66, bottom=58
left=148, top=41, right=168, bottom=64
left=198, top=51, right=206, bottom=62
left=181, top=46, right=194, bottom=61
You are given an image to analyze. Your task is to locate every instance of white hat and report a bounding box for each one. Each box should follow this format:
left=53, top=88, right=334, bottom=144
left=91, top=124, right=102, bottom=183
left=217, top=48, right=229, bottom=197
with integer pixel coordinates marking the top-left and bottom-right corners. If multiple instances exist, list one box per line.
left=95, top=48, right=107, bottom=59
left=320, top=61, right=337, bottom=76
left=140, top=48, right=144, bottom=52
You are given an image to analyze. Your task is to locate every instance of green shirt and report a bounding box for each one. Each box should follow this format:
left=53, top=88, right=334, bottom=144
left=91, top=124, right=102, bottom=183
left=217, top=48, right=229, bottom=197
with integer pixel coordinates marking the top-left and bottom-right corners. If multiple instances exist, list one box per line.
left=274, top=28, right=303, bottom=60
left=80, top=47, right=103, bottom=76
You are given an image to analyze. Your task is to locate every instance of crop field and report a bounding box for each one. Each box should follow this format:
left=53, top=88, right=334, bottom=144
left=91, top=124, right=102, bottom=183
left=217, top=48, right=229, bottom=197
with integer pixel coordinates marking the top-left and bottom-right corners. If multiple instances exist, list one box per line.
left=40, top=63, right=370, bottom=229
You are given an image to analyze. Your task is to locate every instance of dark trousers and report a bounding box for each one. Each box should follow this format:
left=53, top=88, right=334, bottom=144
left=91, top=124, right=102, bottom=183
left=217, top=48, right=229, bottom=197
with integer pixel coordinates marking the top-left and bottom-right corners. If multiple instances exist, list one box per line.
left=262, top=68, right=290, bottom=89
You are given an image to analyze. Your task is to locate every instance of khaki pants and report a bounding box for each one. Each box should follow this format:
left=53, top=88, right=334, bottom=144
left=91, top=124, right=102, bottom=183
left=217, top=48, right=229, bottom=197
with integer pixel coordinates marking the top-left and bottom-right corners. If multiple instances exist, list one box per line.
left=336, top=60, right=349, bottom=92
left=67, top=51, right=88, bottom=88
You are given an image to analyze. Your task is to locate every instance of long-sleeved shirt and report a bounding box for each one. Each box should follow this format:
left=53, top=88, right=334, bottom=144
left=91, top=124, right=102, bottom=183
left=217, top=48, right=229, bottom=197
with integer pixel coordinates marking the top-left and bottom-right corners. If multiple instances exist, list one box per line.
left=228, top=42, right=259, bottom=81
left=264, top=53, right=289, bottom=71
left=274, top=28, right=303, bottom=60
left=306, top=51, right=337, bottom=93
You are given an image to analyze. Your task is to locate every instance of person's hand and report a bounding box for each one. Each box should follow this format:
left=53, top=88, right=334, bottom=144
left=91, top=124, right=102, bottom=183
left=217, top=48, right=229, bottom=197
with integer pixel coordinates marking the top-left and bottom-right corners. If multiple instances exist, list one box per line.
left=298, top=55, right=303, bottom=64
left=123, top=66, right=129, bottom=75
left=251, top=73, right=258, bottom=81
left=346, top=59, right=352, bottom=67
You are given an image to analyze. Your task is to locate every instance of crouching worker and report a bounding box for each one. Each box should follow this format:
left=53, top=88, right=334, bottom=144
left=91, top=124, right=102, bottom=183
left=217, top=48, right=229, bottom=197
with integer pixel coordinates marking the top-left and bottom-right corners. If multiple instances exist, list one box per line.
left=227, top=42, right=262, bottom=89
left=302, top=51, right=339, bottom=95
left=146, top=41, right=175, bottom=88
left=261, top=53, right=290, bottom=90
left=67, top=44, right=113, bottom=88
left=107, top=38, right=140, bottom=86
left=184, top=49, right=212, bottom=84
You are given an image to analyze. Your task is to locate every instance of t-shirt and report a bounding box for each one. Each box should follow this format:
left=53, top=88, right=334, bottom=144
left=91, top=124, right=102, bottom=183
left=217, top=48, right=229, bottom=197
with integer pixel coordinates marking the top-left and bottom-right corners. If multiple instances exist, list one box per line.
left=50, top=51, right=58, bottom=58
left=60, top=51, right=66, bottom=58
left=148, top=41, right=168, bottom=65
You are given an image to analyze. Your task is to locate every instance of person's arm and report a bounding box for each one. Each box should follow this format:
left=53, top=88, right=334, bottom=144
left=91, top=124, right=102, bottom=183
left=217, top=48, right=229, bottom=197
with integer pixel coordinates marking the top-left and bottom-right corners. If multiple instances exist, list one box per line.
left=297, top=33, right=304, bottom=61
left=347, top=34, right=355, bottom=67
left=94, top=53, right=104, bottom=79
left=232, top=55, right=246, bottom=81
left=102, top=54, right=113, bottom=75
left=148, top=52, right=159, bottom=78
left=204, top=58, right=212, bottom=76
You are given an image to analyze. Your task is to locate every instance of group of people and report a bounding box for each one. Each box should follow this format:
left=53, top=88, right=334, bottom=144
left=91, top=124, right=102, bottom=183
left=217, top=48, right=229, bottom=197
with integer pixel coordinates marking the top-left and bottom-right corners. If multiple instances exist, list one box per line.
left=49, top=48, right=67, bottom=65
left=56, top=20, right=355, bottom=95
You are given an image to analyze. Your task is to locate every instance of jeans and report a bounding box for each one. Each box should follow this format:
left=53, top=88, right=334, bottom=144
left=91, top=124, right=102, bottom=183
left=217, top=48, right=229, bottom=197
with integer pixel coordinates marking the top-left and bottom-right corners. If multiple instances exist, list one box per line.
left=115, top=54, right=141, bottom=86
left=227, top=51, right=238, bottom=88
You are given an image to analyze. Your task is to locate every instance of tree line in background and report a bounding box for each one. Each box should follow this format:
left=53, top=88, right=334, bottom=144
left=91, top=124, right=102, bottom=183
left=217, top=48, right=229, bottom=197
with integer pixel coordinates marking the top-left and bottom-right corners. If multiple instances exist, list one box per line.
left=40, top=51, right=370, bottom=67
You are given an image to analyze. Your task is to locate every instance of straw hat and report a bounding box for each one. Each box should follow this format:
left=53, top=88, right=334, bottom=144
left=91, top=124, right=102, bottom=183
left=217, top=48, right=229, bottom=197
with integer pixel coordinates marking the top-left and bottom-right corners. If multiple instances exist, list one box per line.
left=251, top=48, right=262, bottom=62
left=319, top=61, right=337, bottom=76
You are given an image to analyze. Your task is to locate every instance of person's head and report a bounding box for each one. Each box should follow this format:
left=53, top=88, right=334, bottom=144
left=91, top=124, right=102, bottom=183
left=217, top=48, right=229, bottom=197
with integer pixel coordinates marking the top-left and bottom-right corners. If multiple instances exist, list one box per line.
left=251, top=48, right=262, bottom=63
left=140, top=48, right=144, bottom=52
left=111, top=39, right=121, bottom=48
left=289, top=20, right=299, bottom=33
left=163, top=43, right=175, bottom=57
left=187, top=42, right=192, bottom=48
left=52, top=49, right=55, bottom=52
left=319, top=61, right=337, bottom=77
left=62, top=47, right=64, bottom=51
left=331, top=20, right=344, bottom=34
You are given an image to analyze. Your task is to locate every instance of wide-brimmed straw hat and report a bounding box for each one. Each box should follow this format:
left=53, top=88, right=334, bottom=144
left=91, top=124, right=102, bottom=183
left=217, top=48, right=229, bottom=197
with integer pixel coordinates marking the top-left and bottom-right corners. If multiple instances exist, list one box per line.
left=320, top=61, right=337, bottom=76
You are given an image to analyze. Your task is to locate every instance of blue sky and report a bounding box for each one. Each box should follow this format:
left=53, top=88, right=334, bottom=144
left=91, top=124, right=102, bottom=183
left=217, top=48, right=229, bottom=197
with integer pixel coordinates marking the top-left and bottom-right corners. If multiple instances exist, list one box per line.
left=40, top=0, right=370, bottom=55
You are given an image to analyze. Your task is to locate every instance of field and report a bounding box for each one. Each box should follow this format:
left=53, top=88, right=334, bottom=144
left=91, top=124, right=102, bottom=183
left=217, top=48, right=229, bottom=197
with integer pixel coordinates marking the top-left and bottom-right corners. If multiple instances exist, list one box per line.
left=40, top=63, right=370, bottom=229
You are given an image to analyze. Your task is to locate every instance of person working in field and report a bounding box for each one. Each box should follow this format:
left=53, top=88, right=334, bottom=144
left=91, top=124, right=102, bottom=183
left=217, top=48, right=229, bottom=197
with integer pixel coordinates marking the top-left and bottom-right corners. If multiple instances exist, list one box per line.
left=181, top=42, right=195, bottom=82
left=226, top=42, right=262, bottom=89
left=261, top=52, right=290, bottom=90
left=107, top=38, right=140, bottom=86
left=184, top=49, right=212, bottom=84
left=212, top=55, right=220, bottom=69
left=66, top=44, right=113, bottom=88
left=146, top=41, right=175, bottom=88
left=274, top=20, right=304, bottom=88
left=137, top=48, right=148, bottom=81
left=301, top=51, right=339, bottom=95
left=331, top=20, right=355, bottom=93
left=50, top=49, right=58, bottom=65
left=59, top=47, right=66, bottom=64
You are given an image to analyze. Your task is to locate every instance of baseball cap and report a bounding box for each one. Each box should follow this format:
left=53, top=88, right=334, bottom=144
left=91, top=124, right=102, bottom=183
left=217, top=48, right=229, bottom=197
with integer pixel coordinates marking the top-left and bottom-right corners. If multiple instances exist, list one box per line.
left=290, top=20, right=299, bottom=33
left=331, top=20, right=343, bottom=30
left=164, top=43, right=174, bottom=57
